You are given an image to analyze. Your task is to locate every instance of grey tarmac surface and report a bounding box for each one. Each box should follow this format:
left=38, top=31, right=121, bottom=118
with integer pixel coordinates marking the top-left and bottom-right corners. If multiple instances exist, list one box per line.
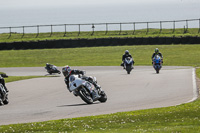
left=0, top=66, right=197, bottom=125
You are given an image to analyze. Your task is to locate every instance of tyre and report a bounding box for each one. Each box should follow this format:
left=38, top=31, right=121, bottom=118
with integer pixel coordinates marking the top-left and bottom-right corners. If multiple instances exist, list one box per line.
left=0, top=99, right=3, bottom=106
left=156, top=68, right=159, bottom=74
left=126, top=65, right=131, bottom=74
left=3, top=97, right=9, bottom=105
left=98, top=91, right=107, bottom=103
left=77, top=87, right=93, bottom=104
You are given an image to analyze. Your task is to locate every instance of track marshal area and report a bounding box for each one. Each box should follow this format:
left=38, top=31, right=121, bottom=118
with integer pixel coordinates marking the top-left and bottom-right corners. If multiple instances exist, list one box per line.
left=0, top=66, right=197, bottom=125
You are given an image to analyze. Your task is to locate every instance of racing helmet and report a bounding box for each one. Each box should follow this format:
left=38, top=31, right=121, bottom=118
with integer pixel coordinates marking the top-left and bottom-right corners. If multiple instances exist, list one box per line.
left=125, top=50, right=129, bottom=55
left=62, top=65, right=72, bottom=77
left=155, top=48, right=159, bottom=54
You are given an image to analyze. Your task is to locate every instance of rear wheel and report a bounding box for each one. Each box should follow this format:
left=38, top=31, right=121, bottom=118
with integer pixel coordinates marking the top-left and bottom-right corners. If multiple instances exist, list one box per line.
left=77, top=87, right=93, bottom=104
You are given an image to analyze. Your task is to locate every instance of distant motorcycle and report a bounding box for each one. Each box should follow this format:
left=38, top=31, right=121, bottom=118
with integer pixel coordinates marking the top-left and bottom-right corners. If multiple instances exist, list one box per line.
left=123, top=57, right=134, bottom=74
left=0, top=74, right=9, bottom=106
left=153, top=55, right=162, bottom=74
left=45, top=65, right=61, bottom=75
left=68, top=73, right=107, bottom=104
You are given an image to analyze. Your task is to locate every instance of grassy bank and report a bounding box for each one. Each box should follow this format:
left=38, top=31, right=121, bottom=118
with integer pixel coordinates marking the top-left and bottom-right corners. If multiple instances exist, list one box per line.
left=0, top=67, right=200, bottom=132
left=0, top=28, right=199, bottom=43
left=0, top=44, right=200, bottom=67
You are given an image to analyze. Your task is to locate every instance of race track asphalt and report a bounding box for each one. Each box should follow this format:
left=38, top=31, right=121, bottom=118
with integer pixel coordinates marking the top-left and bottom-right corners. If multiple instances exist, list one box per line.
left=0, top=66, right=197, bottom=125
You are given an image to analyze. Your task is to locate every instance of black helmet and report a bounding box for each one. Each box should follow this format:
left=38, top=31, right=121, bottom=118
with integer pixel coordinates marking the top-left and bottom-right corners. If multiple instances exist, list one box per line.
left=62, top=65, right=72, bottom=77
left=125, top=50, right=129, bottom=55
left=155, top=48, right=159, bottom=54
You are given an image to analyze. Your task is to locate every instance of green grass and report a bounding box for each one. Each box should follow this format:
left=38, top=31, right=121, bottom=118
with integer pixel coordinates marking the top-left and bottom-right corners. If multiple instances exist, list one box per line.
left=0, top=44, right=200, bottom=67
left=0, top=28, right=199, bottom=43
left=4, top=76, right=46, bottom=83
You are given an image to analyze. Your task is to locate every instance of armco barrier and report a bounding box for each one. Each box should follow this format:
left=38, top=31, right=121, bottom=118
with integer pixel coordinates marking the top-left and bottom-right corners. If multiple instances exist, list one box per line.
left=0, top=36, right=200, bottom=50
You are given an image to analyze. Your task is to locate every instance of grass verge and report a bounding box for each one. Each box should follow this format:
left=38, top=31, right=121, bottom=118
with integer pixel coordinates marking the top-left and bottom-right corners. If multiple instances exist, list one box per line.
left=0, top=44, right=200, bottom=67
left=0, top=28, right=199, bottom=43
left=4, top=76, right=46, bottom=83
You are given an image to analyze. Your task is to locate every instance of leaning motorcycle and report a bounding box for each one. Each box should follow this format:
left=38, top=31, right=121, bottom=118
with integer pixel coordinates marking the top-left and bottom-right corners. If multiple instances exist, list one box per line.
left=153, top=55, right=162, bottom=74
left=68, top=74, right=107, bottom=104
left=123, top=57, right=134, bottom=74
left=0, top=74, right=9, bottom=106
left=45, top=65, right=61, bottom=74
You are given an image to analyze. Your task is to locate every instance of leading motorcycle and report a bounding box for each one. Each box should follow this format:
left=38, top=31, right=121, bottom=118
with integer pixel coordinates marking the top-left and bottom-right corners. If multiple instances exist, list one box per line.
left=123, top=57, right=134, bottom=74
left=153, top=55, right=162, bottom=74
left=68, top=73, right=107, bottom=104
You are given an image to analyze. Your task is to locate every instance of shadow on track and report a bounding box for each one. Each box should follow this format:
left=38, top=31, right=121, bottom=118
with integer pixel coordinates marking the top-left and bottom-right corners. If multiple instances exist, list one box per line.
left=57, top=102, right=100, bottom=107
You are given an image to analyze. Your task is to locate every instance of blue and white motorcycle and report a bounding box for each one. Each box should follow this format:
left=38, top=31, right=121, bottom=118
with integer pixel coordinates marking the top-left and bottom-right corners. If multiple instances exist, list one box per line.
left=153, top=55, right=162, bottom=74
left=123, top=57, right=134, bottom=74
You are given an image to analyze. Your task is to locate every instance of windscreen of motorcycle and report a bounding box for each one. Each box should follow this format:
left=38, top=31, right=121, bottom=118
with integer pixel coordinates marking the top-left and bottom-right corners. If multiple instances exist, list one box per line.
left=69, top=75, right=76, bottom=82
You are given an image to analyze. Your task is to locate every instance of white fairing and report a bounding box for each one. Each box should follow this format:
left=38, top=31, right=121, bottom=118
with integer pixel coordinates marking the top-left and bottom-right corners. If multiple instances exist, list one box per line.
left=69, top=75, right=85, bottom=92
left=125, top=57, right=133, bottom=64
left=52, top=65, right=57, bottom=70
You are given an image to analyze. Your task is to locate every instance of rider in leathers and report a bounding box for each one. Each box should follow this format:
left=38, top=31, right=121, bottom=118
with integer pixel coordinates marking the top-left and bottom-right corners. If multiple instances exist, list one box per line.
left=62, top=65, right=100, bottom=100
left=151, top=48, right=163, bottom=64
left=121, top=50, right=134, bottom=68
left=0, top=74, right=9, bottom=92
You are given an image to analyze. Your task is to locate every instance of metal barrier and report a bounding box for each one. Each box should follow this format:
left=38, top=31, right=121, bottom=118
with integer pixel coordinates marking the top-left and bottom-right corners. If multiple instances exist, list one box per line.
left=0, top=18, right=200, bottom=38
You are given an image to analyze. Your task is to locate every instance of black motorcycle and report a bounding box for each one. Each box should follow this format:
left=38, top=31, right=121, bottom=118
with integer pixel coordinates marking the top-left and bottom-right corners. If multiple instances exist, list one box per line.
left=45, top=65, right=61, bottom=75
left=0, top=74, right=9, bottom=106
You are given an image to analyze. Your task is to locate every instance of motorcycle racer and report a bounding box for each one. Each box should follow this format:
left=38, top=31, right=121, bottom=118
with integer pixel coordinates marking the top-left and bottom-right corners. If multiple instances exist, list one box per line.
left=121, top=50, right=134, bottom=68
left=152, top=48, right=163, bottom=64
left=62, top=65, right=100, bottom=100
left=0, top=74, right=9, bottom=92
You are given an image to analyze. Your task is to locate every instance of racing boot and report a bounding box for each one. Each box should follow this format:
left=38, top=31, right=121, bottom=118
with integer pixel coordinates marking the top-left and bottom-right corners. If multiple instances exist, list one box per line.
left=91, top=91, right=100, bottom=101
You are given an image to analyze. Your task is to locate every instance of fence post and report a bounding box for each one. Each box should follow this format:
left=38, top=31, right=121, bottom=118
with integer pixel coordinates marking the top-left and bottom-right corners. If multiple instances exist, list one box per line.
left=173, top=21, right=175, bottom=33
left=184, top=20, right=188, bottom=33
left=64, top=24, right=67, bottom=37
left=199, top=19, right=200, bottom=33
left=133, top=22, right=135, bottom=35
left=50, top=25, right=53, bottom=37
left=8, top=27, right=11, bottom=38
left=105, top=23, right=108, bottom=35
left=160, top=21, right=162, bottom=33
left=22, top=26, right=25, bottom=38
left=92, top=24, right=95, bottom=35
left=119, top=23, right=122, bottom=35
left=78, top=24, right=80, bottom=36
left=36, top=25, right=39, bottom=38
left=146, top=22, right=149, bottom=34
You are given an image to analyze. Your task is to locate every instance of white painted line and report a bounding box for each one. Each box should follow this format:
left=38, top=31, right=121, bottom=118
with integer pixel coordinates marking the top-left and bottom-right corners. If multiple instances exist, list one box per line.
left=186, top=68, right=198, bottom=103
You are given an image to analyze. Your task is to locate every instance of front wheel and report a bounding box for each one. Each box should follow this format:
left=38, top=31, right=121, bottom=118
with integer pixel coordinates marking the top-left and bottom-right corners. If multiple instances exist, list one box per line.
left=77, top=87, right=93, bottom=104
left=3, top=96, right=9, bottom=105
left=98, top=91, right=107, bottom=103
left=126, top=65, right=132, bottom=74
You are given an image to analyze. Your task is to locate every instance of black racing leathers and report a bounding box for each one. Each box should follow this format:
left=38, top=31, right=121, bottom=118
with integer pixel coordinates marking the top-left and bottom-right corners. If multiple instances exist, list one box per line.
left=122, top=54, right=132, bottom=62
